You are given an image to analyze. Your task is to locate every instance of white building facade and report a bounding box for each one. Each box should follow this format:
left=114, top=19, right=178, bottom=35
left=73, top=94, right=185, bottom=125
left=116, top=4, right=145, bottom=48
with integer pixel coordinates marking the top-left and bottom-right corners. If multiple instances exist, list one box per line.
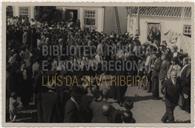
left=11, top=6, right=104, bottom=32
left=10, top=6, right=128, bottom=34
left=9, top=6, right=192, bottom=56
left=56, top=7, right=104, bottom=32
left=12, top=5, right=35, bottom=19
left=127, top=7, right=192, bottom=56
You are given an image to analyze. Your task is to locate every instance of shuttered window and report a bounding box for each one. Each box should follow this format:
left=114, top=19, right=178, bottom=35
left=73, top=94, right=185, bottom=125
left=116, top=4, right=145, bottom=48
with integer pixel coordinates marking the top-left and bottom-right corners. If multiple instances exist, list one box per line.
left=19, top=7, right=29, bottom=17
left=84, top=10, right=96, bottom=30
left=183, top=25, right=191, bottom=37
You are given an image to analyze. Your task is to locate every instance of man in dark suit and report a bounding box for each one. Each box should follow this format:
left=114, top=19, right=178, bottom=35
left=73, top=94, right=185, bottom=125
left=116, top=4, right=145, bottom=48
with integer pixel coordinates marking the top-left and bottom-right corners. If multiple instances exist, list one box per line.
left=161, top=70, right=182, bottom=123
left=159, top=53, right=170, bottom=99
left=179, top=58, right=191, bottom=113
left=64, top=86, right=83, bottom=122
left=151, top=52, right=161, bottom=99
left=102, top=104, right=122, bottom=123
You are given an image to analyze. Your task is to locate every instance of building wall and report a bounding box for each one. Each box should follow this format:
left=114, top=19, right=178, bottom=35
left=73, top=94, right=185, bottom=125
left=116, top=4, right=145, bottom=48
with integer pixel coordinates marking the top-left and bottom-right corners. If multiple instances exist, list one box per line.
left=139, top=16, right=191, bottom=43
left=12, top=6, right=104, bottom=32
left=128, top=15, right=191, bottom=42
left=56, top=7, right=104, bottom=32
left=12, top=6, right=35, bottom=19
left=104, top=7, right=127, bottom=34
left=128, top=15, right=192, bottom=56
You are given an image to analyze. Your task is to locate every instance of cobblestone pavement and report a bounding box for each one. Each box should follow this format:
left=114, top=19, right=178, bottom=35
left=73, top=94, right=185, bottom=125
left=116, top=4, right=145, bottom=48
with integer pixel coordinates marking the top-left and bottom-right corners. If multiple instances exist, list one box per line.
left=125, top=86, right=190, bottom=123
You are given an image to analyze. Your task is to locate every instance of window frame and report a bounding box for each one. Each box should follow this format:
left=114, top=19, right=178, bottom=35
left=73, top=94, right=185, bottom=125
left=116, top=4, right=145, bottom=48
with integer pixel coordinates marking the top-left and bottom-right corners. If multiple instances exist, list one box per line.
left=83, top=9, right=96, bottom=29
left=19, top=7, right=29, bottom=17
left=183, top=25, right=191, bottom=37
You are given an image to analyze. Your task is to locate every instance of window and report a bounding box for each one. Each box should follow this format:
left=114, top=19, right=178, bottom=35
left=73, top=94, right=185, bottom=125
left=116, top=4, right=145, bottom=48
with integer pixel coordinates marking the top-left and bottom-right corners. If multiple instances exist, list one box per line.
left=147, top=23, right=161, bottom=43
left=84, top=10, right=96, bottom=29
left=19, top=7, right=29, bottom=17
left=6, top=6, right=13, bottom=17
left=183, top=25, right=191, bottom=37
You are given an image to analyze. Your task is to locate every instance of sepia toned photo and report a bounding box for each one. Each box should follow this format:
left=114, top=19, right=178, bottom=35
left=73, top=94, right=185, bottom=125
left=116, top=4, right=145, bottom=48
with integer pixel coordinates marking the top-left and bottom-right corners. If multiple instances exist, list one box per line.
left=2, top=2, right=193, bottom=127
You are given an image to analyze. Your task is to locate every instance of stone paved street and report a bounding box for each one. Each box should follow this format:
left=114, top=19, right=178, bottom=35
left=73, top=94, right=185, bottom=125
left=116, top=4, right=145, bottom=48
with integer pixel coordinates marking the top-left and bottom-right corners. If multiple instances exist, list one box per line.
left=125, top=86, right=190, bottom=123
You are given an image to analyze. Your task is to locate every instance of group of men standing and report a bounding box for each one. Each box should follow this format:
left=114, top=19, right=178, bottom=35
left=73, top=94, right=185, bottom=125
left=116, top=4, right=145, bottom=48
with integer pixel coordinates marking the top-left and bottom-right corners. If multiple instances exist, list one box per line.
left=6, top=15, right=191, bottom=123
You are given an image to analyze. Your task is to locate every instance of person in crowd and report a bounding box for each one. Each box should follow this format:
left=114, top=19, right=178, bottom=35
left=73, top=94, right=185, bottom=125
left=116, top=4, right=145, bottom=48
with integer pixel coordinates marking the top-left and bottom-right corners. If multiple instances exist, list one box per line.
left=64, top=86, right=83, bottom=122
left=80, top=85, right=94, bottom=122
left=32, top=59, right=40, bottom=78
left=22, top=29, right=28, bottom=45
left=179, top=57, right=191, bottom=113
left=144, top=46, right=152, bottom=90
left=159, top=41, right=167, bottom=54
left=23, top=47, right=32, bottom=68
left=159, top=53, right=171, bottom=99
left=102, top=100, right=135, bottom=123
left=151, top=52, right=161, bottom=99
left=145, top=46, right=156, bottom=92
left=133, top=34, right=141, bottom=46
left=161, top=70, right=182, bottom=123
left=99, top=73, right=110, bottom=101
left=20, top=61, right=32, bottom=107
left=171, top=45, right=179, bottom=58
left=9, top=92, right=19, bottom=122
left=167, top=57, right=181, bottom=79
left=102, top=104, right=123, bottom=123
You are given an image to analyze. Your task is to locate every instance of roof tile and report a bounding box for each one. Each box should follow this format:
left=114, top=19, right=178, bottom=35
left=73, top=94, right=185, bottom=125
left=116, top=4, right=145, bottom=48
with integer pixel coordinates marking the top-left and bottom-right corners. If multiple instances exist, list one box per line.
left=127, top=6, right=191, bottom=18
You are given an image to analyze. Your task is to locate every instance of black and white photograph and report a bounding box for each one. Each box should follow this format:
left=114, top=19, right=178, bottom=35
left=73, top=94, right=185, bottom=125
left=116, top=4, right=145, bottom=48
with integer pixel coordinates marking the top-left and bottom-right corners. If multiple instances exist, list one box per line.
left=3, top=2, right=193, bottom=126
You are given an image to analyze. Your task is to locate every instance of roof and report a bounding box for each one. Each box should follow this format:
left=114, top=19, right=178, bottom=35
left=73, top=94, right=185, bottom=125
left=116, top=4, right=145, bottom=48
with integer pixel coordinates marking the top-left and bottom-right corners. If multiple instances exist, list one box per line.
left=127, top=7, right=191, bottom=18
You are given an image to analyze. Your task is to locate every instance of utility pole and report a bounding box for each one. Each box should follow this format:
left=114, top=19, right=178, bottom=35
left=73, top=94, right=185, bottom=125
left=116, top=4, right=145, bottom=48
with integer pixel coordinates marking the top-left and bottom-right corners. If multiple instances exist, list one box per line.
left=114, top=7, right=121, bottom=33
left=137, top=6, right=140, bottom=36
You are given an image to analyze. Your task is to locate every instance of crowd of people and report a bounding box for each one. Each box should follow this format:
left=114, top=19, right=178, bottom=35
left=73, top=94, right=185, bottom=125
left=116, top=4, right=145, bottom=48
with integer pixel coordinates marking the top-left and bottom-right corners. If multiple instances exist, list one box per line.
left=6, top=15, right=191, bottom=123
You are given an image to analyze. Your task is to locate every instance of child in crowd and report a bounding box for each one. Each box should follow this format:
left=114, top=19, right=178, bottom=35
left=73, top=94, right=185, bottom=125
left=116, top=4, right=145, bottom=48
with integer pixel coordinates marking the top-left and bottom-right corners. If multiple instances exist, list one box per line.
left=9, top=92, right=19, bottom=122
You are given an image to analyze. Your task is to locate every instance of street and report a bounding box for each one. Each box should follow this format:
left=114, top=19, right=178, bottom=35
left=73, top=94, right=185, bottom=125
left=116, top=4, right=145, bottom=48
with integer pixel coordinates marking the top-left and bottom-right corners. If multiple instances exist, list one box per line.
left=125, top=86, right=190, bottom=123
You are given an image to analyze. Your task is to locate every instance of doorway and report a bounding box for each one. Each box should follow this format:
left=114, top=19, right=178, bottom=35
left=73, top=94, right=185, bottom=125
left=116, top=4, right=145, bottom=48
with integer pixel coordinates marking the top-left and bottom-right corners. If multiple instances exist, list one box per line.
left=147, top=23, right=161, bottom=45
left=65, top=9, right=78, bottom=22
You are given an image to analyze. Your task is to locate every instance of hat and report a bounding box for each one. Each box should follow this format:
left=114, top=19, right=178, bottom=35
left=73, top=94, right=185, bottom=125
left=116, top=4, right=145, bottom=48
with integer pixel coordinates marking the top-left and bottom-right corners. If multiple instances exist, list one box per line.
left=10, top=92, right=17, bottom=97
left=135, top=34, right=139, bottom=38
left=161, top=41, right=167, bottom=47
left=102, top=104, right=113, bottom=116
left=129, top=34, right=133, bottom=38
left=110, top=35, right=114, bottom=38
left=71, top=86, right=83, bottom=97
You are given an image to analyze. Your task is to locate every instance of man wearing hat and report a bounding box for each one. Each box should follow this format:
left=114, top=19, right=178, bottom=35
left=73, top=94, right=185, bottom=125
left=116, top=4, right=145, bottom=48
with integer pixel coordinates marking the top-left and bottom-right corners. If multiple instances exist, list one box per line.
left=151, top=52, right=161, bottom=99
left=64, top=86, right=83, bottom=122
left=159, top=53, right=171, bottom=99
left=134, top=34, right=141, bottom=46
left=161, top=70, right=182, bottom=123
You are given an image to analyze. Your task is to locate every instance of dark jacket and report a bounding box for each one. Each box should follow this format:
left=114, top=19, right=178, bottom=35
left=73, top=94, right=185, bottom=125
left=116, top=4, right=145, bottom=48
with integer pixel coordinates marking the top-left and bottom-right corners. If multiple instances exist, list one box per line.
left=64, top=98, right=81, bottom=122
left=151, top=58, right=161, bottom=78
left=80, top=95, right=93, bottom=122
left=180, top=64, right=191, bottom=95
left=159, top=60, right=170, bottom=80
left=162, top=79, right=182, bottom=106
